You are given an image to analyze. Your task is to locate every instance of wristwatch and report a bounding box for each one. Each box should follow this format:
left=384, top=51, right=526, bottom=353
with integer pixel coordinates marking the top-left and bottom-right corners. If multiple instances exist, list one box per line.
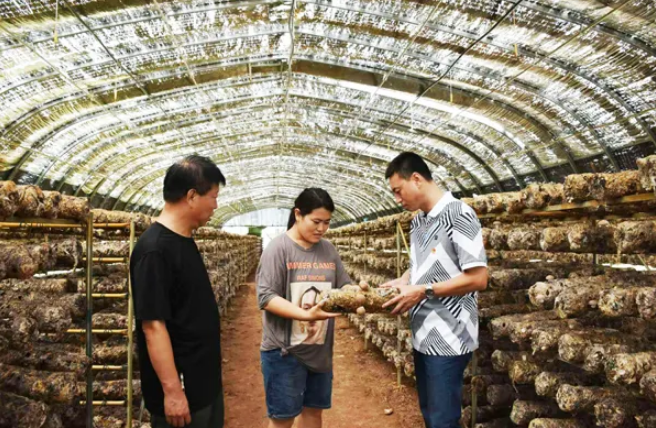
left=424, top=284, right=435, bottom=298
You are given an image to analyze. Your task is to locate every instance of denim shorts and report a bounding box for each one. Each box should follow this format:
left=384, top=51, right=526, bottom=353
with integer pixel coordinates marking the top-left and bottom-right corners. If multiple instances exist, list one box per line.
left=260, top=349, right=332, bottom=420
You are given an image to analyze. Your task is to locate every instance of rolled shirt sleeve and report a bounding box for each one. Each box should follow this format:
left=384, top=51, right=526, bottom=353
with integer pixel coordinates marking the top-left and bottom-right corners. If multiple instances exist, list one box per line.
left=451, top=207, right=487, bottom=271
left=256, top=244, right=287, bottom=310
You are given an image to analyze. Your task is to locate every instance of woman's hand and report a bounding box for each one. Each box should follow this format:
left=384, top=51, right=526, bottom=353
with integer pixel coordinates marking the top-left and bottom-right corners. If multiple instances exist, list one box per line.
left=303, top=299, right=341, bottom=321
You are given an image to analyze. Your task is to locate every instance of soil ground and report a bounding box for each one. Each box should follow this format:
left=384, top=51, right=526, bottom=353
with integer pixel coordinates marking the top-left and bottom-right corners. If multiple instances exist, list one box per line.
left=221, top=280, right=424, bottom=428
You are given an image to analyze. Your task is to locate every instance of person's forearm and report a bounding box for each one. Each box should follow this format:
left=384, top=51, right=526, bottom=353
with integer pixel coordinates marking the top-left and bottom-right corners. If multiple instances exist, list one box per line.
left=429, top=267, right=487, bottom=297
left=264, top=296, right=311, bottom=321
left=142, top=321, right=183, bottom=394
left=401, top=269, right=410, bottom=283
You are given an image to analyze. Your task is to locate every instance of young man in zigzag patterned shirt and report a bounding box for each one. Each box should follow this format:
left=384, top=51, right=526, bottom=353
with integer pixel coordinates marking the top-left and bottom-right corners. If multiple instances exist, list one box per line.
left=382, top=152, right=489, bottom=428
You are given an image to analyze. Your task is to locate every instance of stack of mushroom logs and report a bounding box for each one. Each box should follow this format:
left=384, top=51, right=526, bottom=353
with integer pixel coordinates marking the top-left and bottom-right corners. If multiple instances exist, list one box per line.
left=324, top=211, right=414, bottom=383
left=195, top=228, right=262, bottom=317
left=0, top=182, right=262, bottom=428
left=323, top=155, right=656, bottom=428
left=0, top=184, right=92, bottom=428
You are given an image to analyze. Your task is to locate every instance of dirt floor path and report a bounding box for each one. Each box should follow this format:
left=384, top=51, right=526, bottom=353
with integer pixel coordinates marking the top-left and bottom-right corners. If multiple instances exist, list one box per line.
left=221, top=280, right=424, bottom=428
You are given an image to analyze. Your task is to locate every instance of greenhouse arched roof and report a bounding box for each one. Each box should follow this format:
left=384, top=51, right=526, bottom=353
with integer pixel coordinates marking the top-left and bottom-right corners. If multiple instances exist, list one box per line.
left=1, top=0, right=655, bottom=223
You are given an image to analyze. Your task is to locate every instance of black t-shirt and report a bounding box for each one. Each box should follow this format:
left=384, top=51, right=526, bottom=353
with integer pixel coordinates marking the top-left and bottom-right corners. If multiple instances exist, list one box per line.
left=130, top=222, right=222, bottom=416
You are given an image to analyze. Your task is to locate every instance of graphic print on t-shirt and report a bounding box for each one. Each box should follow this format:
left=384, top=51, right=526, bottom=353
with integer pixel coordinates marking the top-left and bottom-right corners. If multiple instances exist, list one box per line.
left=290, top=281, right=331, bottom=346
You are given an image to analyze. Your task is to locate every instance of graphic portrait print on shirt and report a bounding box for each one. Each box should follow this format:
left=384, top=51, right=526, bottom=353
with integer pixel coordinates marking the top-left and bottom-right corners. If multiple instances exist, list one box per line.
left=290, top=281, right=331, bottom=346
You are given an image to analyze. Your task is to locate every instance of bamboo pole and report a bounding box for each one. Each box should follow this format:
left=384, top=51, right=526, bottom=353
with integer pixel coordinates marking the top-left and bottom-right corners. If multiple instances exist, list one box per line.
left=347, top=236, right=352, bottom=329
left=91, top=293, right=128, bottom=298
left=0, top=216, right=83, bottom=228
left=226, top=240, right=232, bottom=314
left=363, top=230, right=368, bottom=351
left=471, top=351, right=478, bottom=428
left=398, top=222, right=410, bottom=254
left=363, top=230, right=368, bottom=275
left=68, top=329, right=128, bottom=334
left=85, top=214, right=94, bottom=428
left=80, top=400, right=126, bottom=406
left=92, top=365, right=127, bottom=371
left=0, top=221, right=84, bottom=229
left=83, top=257, right=128, bottom=263
left=396, top=221, right=402, bottom=386
left=127, top=220, right=136, bottom=428
left=93, top=222, right=131, bottom=229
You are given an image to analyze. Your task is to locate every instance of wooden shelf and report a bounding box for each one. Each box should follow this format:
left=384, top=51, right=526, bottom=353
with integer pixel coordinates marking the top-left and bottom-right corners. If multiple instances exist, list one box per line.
left=0, top=217, right=132, bottom=230
left=83, top=257, right=128, bottom=263
left=93, top=222, right=130, bottom=229
left=80, top=400, right=126, bottom=406
left=92, top=365, right=128, bottom=371
left=67, top=329, right=128, bottom=335
left=0, top=217, right=84, bottom=228
left=92, top=293, right=128, bottom=298
left=479, top=193, right=656, bottom=219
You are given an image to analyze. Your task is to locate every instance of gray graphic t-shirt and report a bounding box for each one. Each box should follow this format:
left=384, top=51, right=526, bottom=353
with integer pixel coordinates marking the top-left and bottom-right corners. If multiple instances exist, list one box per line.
left=257, top=234, right=351, bottom=372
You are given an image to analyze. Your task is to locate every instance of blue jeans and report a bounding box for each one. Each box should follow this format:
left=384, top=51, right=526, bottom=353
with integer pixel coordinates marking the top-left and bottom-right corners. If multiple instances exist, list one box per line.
left=414, top=350, right=472, bottom=428
left=260, top=350, right=332, bottom=420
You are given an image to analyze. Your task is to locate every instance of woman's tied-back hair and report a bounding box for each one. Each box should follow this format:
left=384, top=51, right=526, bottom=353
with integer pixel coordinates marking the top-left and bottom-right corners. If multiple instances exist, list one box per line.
left=287, top=188, right=335, bottom=230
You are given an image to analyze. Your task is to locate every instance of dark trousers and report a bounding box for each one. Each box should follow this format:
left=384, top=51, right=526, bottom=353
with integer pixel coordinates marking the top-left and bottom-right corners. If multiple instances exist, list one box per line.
left=151, top=393, right=224, bottom=428
left=414, top=350, right=472, bottom=428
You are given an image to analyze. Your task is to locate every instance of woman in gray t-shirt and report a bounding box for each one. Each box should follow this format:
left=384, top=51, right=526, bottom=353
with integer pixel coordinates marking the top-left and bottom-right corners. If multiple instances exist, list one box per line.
left=257, top=188, right=352, bottom=428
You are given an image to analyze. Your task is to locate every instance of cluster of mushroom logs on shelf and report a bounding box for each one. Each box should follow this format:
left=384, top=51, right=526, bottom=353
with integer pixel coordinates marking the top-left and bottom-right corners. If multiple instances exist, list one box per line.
left=0, top=187, right=261, bottom=428
left=5, top=154, right=656, bottom=427
left=323, top=156, right=656, bottom=428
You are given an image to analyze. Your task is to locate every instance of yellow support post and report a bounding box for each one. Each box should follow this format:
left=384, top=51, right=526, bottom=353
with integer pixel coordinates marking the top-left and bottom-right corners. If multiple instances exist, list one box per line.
left=127, top=220, right=136, bottom=428
left=85, top=214, right=94, bottom=428
left=471, top=351, right=478, bottom=428
left=363, top=230, right=368, bottom=351
left=396, top=221, right=402, bottom=386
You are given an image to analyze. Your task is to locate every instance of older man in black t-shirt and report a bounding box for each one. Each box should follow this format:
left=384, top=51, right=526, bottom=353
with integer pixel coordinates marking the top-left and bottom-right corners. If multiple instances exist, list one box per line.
left=130, top=155, right=226, bottom=428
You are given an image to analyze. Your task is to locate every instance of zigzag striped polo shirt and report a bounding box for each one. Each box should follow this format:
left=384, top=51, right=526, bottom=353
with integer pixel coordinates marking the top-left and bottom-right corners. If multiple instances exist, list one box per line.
left=409, top=192, right=487, bottom=356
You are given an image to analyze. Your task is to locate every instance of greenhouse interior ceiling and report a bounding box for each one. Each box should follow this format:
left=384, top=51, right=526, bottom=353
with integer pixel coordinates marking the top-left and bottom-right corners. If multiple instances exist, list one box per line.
left=0, top=0, right=655, bottom=225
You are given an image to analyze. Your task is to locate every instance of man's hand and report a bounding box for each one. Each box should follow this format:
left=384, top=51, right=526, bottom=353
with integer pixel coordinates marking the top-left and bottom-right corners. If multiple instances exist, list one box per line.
left=164, top=387, right=191, bottom=427
left=380, top=277, right=406, bottom=289
left=304, top=299, right=341, bottom=321
left=382, top=285, right=427, bottom=315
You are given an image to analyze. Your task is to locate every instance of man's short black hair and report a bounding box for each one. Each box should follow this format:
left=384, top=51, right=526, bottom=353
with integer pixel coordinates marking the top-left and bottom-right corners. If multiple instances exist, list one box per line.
left=385, top=152, right=433, bottom=181
left=163, top=155, right=226, bottom=203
